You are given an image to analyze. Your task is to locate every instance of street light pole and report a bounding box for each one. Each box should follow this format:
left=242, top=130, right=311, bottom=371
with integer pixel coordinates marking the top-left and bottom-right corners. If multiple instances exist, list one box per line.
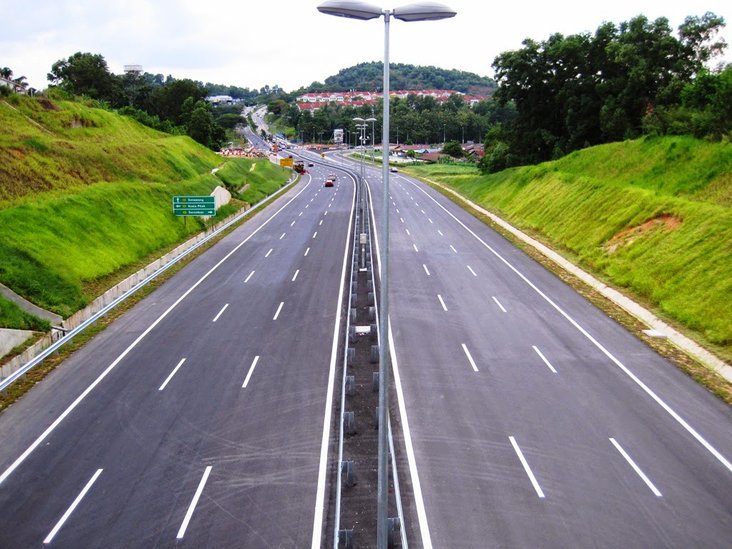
left=317, top=3, right=456, bottom=547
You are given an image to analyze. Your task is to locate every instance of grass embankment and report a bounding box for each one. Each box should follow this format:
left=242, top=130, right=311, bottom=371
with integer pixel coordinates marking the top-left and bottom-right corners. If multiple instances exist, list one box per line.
left=404, top=136, right=732, bottom=361
left=0, top=95, right=290, bottom=328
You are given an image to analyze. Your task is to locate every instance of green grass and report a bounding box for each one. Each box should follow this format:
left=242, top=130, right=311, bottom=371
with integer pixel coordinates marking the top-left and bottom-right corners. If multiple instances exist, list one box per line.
left=405, top=136, right=732, bottom=354
left=0, top=296, right=50, bottom=332
left=0, top=95, right=291, bottom=326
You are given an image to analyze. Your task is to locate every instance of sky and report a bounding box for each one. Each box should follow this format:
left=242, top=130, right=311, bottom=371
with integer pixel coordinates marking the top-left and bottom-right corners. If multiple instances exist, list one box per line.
left=2, top=0, right=730, bottom=92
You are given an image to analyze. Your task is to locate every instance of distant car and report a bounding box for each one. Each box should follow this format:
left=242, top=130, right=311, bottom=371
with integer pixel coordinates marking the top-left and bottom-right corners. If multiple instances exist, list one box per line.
left=328, top=173, right=337, bottom=180
left=324, top=179, right=334, bottom=187
left=308, top=162, right=314, bottom=167
left=390, top=167, right=398, bottom=172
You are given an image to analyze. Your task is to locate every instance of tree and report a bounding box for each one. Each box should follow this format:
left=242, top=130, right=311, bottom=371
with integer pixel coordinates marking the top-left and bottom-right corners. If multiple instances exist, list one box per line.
left=442, top=141, right=464, bottom=158
left=47, top=52, right=123, bottom=105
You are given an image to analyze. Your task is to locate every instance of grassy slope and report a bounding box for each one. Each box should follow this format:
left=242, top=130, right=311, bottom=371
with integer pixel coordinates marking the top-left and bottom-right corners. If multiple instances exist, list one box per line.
left=405, top=136, right=732, bottom=355
left=0, top=95, right=290, bottom=325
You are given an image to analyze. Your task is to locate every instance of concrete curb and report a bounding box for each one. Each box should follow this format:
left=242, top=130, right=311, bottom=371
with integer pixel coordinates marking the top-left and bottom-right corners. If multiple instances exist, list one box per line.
left=425, top=178, right=732, bottom=383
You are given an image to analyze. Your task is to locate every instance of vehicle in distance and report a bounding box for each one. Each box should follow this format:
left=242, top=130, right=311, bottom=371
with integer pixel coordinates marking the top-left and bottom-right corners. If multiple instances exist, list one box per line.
left=390, top=166, right=398, bottom=172
left=324, top=178, right=334, bottom=187
left=308, top=162, right=314, bottom=167
left=328, top=173, right=337, bottom=180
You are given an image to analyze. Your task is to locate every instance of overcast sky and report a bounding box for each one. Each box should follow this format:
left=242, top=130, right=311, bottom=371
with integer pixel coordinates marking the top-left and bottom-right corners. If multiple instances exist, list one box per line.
left=2, top=0, right=730, bottom=92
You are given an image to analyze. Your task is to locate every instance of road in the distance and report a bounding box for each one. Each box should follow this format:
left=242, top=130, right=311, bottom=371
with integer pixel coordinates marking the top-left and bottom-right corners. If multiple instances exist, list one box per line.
left=0, top=166, right=353, bottom=547
left=345, top=156, right=732, bottom=548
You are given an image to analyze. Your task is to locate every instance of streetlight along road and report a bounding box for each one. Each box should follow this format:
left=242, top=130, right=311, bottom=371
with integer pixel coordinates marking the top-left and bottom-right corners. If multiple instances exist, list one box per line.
left=317, top=3, right=456, bottom=548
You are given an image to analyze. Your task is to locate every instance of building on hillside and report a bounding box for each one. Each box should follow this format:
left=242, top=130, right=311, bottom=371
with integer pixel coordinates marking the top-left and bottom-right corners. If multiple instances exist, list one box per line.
left=295, top=89, right=489, bottom=111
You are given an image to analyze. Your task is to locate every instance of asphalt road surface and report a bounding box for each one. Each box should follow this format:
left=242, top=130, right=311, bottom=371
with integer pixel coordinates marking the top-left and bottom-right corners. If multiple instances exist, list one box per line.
left=0, top=167, right=354, bottom=547
left=343, top=154, right=732, bottom=548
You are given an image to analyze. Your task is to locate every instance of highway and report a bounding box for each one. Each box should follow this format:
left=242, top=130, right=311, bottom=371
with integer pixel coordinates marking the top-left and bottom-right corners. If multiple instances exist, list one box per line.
left=0, top=166, right=354, bottom=547
left=340, top=153, right=732, bottom=548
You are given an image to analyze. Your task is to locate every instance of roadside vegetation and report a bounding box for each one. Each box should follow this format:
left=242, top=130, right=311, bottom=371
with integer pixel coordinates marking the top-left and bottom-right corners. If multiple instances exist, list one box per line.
left=0, top=94, right=290, bottom=327
left=404, top=135, right=732, bottom=362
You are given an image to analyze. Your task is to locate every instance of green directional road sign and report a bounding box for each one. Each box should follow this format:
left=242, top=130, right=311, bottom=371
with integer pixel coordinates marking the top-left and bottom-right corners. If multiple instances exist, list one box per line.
left=173, top=195, right=216, bottom=216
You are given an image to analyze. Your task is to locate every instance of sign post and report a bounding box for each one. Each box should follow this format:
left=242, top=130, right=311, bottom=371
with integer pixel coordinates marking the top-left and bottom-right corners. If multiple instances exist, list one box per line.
left=172, top=196, right=216, bottom=217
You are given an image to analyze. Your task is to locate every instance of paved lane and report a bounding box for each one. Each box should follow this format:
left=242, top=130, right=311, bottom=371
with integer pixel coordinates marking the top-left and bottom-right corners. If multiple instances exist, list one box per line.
left=356, top=159, right=732, bottom=548
left=0, top=168, right=354, bottom=547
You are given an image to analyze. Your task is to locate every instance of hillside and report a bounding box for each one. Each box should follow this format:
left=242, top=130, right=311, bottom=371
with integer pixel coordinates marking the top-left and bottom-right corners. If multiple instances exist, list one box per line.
left=405, top=136, right=732, bottom=359
left=308, top=61, right=495, bottom=94
left=0, top=94, right=289, bottom=326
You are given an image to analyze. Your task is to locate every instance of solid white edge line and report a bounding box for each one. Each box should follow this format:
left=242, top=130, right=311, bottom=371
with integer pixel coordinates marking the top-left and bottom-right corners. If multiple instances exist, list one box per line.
left=176, top=466, right=212, bottom=539
left=273, top=302, right=284, bottom=321
left=438, top=295, right=448, bottom=312
left=44, top=468, right=103, bottom=544
left=407, top=178, right=732, bottom=474
left=609, top=438, right=663, bottom=497
left=461, top=343, right=479, bottom=372
left=159, top=358, right=187, bottom=391
left=0, top=179, right=313, bottom=487
left=242, top=356, right=260, bottom=388
left=532, top=346, right=557, bottom=374
left=244, top=270, right=255, bottom=283
left=422, top=264, right=430, bottom=276
left=389, top=320, right=433, bottom=549
left=311, top=171, right=355, bottom=548
left=212, top=303, right=229, bottom=322
left=509, top=436, right=545, bottom=498
left=492, top=296, right=507, bottom=313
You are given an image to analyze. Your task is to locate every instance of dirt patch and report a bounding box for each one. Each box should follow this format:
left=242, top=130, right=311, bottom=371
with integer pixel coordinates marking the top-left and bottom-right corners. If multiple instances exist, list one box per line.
left=605, top=214, right=681, bottom=254
left=38, top=98, right=59, bottom=111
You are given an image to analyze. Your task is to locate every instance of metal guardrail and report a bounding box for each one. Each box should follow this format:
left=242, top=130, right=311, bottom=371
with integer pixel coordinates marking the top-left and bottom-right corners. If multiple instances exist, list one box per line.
left=0, top=174, right=297, bottom=393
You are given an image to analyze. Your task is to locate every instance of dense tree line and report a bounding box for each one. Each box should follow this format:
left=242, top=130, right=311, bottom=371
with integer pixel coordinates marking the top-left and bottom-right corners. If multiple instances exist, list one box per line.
left=276, top=91, right=515, bottom=147
left=481, top=12, right=728, bottom=172
left=46, top=52, right=233, bottom=149
left=305, top=61, right=495, bottom=94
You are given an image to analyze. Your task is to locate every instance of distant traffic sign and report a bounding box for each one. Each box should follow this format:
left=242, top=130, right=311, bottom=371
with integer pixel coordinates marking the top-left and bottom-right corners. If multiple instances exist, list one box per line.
left=173, top=195, right=216, bottom=216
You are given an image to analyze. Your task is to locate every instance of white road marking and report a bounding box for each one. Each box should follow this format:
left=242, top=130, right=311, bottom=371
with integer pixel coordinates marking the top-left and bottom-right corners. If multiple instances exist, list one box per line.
left=292, top=269, right=300, bottom=282
left=244, top=270, right=255, bottom=283
left=291, top=221, right=296, bottom=227
left=319, top=219, right=323, bottom=226
left=532, top=346, right=557, bottom=373
left=438, top=230, right=444, bottom=236
left=159, top=358, right=186, bottom=391
left=265, top=248, right=273, bottom=258
left=421, top=209, right=425, bottom=214
left=413, top=243, right=419, bottom=253
left=408, top=177, right=732, bottom=474
left=273, top=302, right=284, bottom=320
left=461, top=343, right=479, bottom=372
left=467, top=265, right=477, bottom=277
left=610, top=438, right=662, bottom=497
left=423, top=264, right=431, bottom=276
left=306, top=204, right=309, bottom=208
left=509, top=436, right=545, bottom=498
left=492, top=296, right=507, bottom=313
left=450, top=245, right=458, bottom=253
left=312, top=231, right=318, bottom=239
left=280, top=232, right=286, bottom=240
left=396, top=208, right=400, bottom=214
left=311, top=176, right=356, bottom=548
left=299, top=212, right=303, bottom=217
left=44, top=469, right=104, bottom=544
left=177, top=466, right=212, bottom=539
left=438, top=295, right=448, bottom=312
left=406, top=229, right=411, bottom=236
left=400, top=217, right=405, bottom=223
left=304, top=247, right=310, bottom=257
left=212, top=303, right=229, bottom=322
left=0, top=179, right=315, bottom=487
left=242, top=356, right=260, bottom=388
left=428, top=218, right=433, bottom=224
left=324, top=211, right=328, bottom=216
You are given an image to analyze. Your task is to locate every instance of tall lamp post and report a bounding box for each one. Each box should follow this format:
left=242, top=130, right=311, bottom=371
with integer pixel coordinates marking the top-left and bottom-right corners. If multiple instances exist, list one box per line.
left=366, top=116, right=377, bottom=163
left=318, top=2, right=456, bottom=548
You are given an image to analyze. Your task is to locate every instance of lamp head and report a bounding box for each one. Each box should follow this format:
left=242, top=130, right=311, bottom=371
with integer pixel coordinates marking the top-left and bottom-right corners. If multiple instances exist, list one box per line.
left=317, top=0, right=383, bottom=20
left=393, top=1, right=456, bottom=21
